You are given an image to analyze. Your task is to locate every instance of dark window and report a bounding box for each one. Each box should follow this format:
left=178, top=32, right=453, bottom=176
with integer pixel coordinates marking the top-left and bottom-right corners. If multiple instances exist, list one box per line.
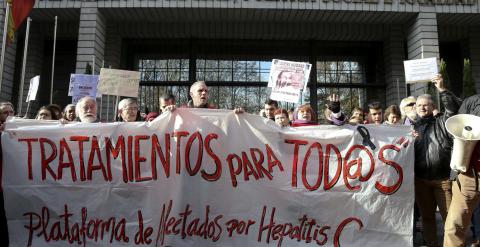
left=138, top=59, right=189, bottom=83
left=135, top=53, right=373, bottom=119
left=196, top=59, right=271, bottom=83
left=316, top=59, right=367, bottom=121
left=317, top=61, right=363, bottom=84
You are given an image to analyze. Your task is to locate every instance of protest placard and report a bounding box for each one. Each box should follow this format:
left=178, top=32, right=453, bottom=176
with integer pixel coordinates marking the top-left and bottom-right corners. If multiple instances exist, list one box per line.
left=268, top=59, right=311, bottom=103
left=68, top=74, right=99, bottom=103
left=97, top=68, right=141, bottom=97
left=25, top=75, right=40, bottom=102
left=3, top=110, right=414, bottom=247
left=403, top=57, right=438, bottom=84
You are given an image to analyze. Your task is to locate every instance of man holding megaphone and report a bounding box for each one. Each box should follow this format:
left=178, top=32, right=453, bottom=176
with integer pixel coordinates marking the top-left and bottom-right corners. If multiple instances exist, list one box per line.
left=444, top=93, right=480, bottom=247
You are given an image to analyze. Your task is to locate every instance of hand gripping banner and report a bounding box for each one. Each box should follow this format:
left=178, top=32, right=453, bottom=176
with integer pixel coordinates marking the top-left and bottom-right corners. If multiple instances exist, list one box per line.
left=2, top=109, right=414, bottom=247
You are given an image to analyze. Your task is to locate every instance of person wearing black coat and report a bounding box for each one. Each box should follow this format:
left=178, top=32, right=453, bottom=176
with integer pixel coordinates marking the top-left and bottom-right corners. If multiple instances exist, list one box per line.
left=444, top=93, right=480, bottom=246
left=413, top=74, right=461, bottom=247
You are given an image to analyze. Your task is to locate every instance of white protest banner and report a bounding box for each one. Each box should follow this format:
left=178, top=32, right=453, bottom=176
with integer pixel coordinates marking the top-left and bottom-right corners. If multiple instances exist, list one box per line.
left=403, top=57, right=438, bottom=84
left=25, top=75, right=40, bottom=102
left=268, top=59, right=312, bottom=103
left=97, top=68, right=140, bottom=97
left=2, top=109, right=414, bottom=247
left=68, top=74, right=100, bottom=103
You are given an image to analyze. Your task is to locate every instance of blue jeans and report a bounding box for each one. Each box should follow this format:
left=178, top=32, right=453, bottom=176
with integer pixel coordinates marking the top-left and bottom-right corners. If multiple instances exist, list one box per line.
left=472, top=203, right=480, bottom=239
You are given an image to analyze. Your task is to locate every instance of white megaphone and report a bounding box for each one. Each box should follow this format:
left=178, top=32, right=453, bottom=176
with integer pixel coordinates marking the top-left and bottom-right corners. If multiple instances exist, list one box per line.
left=445, top=114, right=480, bottom=173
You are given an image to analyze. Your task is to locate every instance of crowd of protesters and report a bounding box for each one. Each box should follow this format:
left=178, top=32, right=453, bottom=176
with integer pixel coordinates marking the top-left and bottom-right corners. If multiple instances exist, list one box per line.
left=0, top=75, right=480, bottom=247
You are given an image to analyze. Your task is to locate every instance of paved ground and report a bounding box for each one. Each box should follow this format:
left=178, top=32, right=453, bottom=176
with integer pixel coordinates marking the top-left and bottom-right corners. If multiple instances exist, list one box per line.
left=414, top=209, right=475, bottom=247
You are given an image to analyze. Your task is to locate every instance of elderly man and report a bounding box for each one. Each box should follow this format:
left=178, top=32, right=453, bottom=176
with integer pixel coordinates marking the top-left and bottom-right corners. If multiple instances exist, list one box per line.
left=444, top=93, right=480, bottom=247
left=400, top=96, right=417, bottom=125
left=0, top=102, right=14, bottom=131
left=413, top=74, right=461, bottom=247
left=75, top=96, right=98, bottom=123
left=117, top=98, right=140, bottom=122
left=400, top=96, right=421, bottom=242
left=182, top=81, right=243, bottom=113
left=183, top=81, right=216, bottom=108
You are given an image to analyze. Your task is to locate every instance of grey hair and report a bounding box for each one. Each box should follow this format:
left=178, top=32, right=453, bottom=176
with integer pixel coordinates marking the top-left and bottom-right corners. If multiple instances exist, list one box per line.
left=189, top=81, right=207, bottom=93
left=0, top=101, right=14, bottom=108
left=75, top=96, right=97, bottom=116
left=64, top=103, right=75, bottom=112
left=399, top=96, right=416, bottom=116
left=117, top=98, right=138, bottom=110
left=417, top=94, right=434, bottom=105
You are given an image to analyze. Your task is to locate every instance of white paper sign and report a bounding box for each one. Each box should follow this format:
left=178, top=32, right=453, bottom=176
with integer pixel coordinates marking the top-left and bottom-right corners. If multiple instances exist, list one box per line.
left=403, top=57, right=438, bottom=84
left=268, top=59, right=312, bottom=103
left=68, top=74, right=99, bottom=103
left=25, top=75, right=40, bottom=102
left=97, top=68, right=141, bottom=97
left=2, top=110, right=414, bottom=247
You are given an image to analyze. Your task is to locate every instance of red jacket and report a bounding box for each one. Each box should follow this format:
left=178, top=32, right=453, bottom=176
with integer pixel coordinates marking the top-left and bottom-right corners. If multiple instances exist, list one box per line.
left=291, top=120, right=318, bottom=127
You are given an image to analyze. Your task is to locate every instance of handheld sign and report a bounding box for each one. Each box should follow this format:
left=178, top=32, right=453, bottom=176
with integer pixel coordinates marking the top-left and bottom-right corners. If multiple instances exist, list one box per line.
left=68, top=74, right=99, bottom=103
left=268, top=59, right=312, bottom=103
left=403, top=57, right=438, bottom=84
left=97, top=68, right=141, bottom=97
left=25, top=75, right=40, bottom=102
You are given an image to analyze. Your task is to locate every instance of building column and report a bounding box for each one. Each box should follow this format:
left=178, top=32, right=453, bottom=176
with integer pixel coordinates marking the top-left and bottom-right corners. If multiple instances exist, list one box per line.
left=0, top=7, right=18, bottom=101
left=384, top=25, right=406, bottom=106
left=97, top=23, right=122, bottom=122
left=406, top=13, right=440, bottom=96
left=469, top=27, right=480, bottom=93
left=104, top=24, right=121, bottom=70
left=75, top=7, right=105, bottom=74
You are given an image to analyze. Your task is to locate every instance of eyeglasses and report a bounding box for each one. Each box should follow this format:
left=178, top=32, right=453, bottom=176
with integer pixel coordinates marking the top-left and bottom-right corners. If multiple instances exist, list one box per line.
left=123, top=107, right=138, bottom=112
left=0, top=110, right=14, bottom=115
left=406, top=103, right=416, bottom=107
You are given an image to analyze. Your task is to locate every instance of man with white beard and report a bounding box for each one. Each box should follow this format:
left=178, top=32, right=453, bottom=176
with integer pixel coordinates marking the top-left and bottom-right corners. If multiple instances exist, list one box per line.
left=75, top=96, right=98, bottom=123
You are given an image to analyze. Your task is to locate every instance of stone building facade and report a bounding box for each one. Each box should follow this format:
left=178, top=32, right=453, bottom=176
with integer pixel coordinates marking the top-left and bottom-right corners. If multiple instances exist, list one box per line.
left=1, top=0, right=479, bottom=120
